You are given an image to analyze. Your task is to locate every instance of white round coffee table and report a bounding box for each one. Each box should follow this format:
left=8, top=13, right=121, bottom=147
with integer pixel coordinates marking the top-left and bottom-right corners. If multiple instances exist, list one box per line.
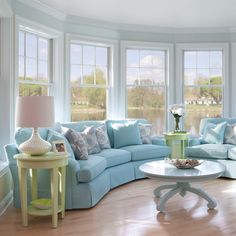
left=139, top=160, right=225, bottom=212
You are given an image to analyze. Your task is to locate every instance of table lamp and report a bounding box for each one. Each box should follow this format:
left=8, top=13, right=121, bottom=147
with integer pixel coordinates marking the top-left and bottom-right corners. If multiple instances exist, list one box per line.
left=16, top=96, right=55, bottom=156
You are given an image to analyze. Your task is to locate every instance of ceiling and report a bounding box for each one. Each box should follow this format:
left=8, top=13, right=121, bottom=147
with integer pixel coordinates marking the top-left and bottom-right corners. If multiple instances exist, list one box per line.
left=37, top=0, right=236, bottom=29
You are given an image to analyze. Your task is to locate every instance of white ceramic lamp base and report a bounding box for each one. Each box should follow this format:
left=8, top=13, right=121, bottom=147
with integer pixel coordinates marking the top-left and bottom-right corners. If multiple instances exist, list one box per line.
left=19, top=128, right=51, bottom=156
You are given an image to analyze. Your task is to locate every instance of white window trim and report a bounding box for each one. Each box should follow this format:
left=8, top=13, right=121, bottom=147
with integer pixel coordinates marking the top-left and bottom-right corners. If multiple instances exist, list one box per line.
left=176, top=43, right=230, bottom=128
left=65, top=33, right=118, bottom=121
left=120, top=40, right=174, bottom=131
left=14, top=16, right=64, bottom=123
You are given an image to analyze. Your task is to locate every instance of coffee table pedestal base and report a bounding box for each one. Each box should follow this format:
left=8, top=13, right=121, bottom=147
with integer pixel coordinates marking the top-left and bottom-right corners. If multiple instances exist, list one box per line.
left=154, top=182, right=217, bottom=212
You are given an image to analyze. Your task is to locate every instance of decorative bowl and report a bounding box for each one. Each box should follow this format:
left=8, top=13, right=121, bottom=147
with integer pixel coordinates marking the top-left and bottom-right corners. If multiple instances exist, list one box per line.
left=168, top=159, right=204, bottom=169
left=31, top=198, right=52, bottom=209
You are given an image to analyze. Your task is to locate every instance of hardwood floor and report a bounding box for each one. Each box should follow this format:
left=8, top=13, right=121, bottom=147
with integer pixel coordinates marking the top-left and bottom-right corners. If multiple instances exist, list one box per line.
left=1, top=178, right=236, bottom=236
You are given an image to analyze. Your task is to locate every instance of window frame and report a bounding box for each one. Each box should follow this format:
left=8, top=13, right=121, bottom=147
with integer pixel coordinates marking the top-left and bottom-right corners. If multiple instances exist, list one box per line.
left=176, top=43, right=229, bottom=131
left=14, top=16, right=64, bottom=123
left=18, top=28, right=53, bottom=95
left=120, top=40, right=174, bottom=133
left=65, top=34, right=118, bottom=121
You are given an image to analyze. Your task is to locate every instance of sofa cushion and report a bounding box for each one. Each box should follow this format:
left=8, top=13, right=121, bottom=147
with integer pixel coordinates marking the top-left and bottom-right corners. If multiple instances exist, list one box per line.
left=97, top=149, right=131, bottom=168
left=46, top=129, right=75, bottom=159
left=112, top=121, right=142, bottom=148
left=202, top=122, right=227, bottom=144
left=224, top=123, right=236, bottom=145
left=185, top=144, right=234, bottom=160
left=77, top=155, right=107, bottom=182
left=95, top=125, right=111, bottom=149
left=64, top=128, right=89, bottom=160
left=121, top=144, right=170, bottom=161
left=81, top=126, right=101, bottom=154
left=139, top=124, right=152, bottom=144
left=228, top=147, right=236, bottom=160
left=61, top=121, right=104, bottom=132
left=106, top=119, right=148, bottom=148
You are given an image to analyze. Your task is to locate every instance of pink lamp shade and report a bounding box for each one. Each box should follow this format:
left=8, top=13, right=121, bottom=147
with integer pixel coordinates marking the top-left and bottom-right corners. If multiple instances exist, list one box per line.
left=15, top=96, right=55, bottom=156
left=16, top=96, right=55, bottom=128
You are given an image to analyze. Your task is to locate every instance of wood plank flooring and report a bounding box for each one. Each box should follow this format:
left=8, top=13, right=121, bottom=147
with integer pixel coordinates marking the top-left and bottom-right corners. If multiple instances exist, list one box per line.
left=1, top=178, right=236, bottom=236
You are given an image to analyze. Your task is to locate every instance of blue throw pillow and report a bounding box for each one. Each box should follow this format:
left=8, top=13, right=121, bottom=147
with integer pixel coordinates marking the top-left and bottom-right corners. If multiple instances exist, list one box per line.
left=112, top=121, right=142, bottom=148
left=202, top=122, right=227, bottom=144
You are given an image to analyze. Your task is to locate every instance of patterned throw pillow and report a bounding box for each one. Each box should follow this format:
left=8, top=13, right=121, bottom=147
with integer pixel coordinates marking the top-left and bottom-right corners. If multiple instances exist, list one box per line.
left=139, top=124, right=152, bottom=144
left=63, top=128, right=88, bottom=160
left=81, top=126, right=101, bottom=154
left=224, top=123, right=236, bottom=144
left=95, top=125, right=111, bottom=149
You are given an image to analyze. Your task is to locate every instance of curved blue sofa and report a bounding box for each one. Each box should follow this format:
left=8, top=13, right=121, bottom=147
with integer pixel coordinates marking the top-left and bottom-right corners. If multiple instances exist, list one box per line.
left=4, top=119, right=170, bottom=209
left=186, top=118, right=236, bottom=179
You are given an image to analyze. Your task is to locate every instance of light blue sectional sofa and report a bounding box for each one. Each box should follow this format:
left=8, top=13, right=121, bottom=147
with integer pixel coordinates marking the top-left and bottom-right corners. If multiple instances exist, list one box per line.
left=186, top=118, right=236, bottom=179
left=4, top=119, right=171, bottom=209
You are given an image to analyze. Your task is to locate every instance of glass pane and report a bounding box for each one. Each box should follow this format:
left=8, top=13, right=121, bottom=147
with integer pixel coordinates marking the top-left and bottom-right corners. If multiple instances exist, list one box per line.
left=26, top=33, right=37, bottom=59
left=26, top=58, right=37, bottom=80
left=71, top=65, right=82, bottom=84
left=197, top=51, right=209, bottom=68
left=19, top=56, right=24, bottom=79
left=71, top=87, right=106, bottom=121
left=184, top=69, right=197, bottom=86
left=184, top=87, right=222, bottom=135
left=126, top=50, right=139, bottom=67
left=184, top=51, right=196, bottom=68
left=210, top=69, right=222, bottom=85
left=140, top=50, right=152, bottom=67
left=127, top=86, right=166, bottom=135
left=38, top=60, right=48, bottom=82
left=153, top=51, right=165, bottom=68
left=95, top=67, right=107, bottom=85
left=96, top=47, right=107, bottom=66
left=152, top=69, right=165, bottom=85
left=139, top=68, right=152, bottom=85
left=210, top=51, right=222, bottom=68
left=19, top=83, right=48, bottom=97
left=70, top=44, right=82, bottom=64
left=19, top=31, right=24, bottom=57
left=83, top=45, right=95, bottom=65
left=38, top=38, right=48, bottom=61
left=197, top=69, right=210, bottom=85
left=83, top=66, right=95, bottom=84
left=127, top=68, right=139, bottom=85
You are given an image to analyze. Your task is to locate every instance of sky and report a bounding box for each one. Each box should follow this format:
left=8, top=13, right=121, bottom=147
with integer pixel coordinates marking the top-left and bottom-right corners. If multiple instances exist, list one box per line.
left=19, top=31, right=48, bottom=81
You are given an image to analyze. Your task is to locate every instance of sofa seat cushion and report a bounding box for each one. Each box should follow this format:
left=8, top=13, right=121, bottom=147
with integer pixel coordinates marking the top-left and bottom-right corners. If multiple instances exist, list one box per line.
left=121, top=144, right=171, bottom=161
left=97, top=149, right=131, bottom=168
left=185, top=144, right=234, bottom=160
left=228, top=147, right=236, bottom=160
left=77, top=155, right=107, bottom=183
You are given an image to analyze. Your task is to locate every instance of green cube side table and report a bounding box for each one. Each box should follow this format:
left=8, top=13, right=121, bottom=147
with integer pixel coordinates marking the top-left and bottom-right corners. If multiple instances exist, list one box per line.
left=164, top=132, right=189, bottom=159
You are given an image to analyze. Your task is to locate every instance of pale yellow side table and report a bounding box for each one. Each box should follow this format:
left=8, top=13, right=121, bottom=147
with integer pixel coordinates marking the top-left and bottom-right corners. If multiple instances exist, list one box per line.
left=164, top=132, right=189, bottom=159
left=14, top=152, right=68, bottom=228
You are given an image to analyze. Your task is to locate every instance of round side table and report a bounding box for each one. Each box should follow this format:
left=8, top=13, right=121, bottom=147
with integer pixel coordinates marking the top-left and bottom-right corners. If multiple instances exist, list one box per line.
left=14, top=152, right=68, bottom=228
left=164, top=132, right=189, bottom=159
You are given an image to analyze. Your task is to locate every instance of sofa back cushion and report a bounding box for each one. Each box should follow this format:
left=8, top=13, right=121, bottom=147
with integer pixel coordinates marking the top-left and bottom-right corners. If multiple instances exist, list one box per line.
left=224, top=123, right=236, bottom=144
left=106, top=119, right=148, bottom=148
left=202, top=122, right=227, bottom=144
left=61, top=121, right=104, bottom=132
left=199, top=118, right=236, bottom=136
left=112, top=121, right=142, bottom=148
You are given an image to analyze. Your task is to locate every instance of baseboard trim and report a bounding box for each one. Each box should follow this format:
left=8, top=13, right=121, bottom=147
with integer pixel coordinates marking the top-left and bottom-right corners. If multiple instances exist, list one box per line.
left=0, top=190, right=13, bottom=217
